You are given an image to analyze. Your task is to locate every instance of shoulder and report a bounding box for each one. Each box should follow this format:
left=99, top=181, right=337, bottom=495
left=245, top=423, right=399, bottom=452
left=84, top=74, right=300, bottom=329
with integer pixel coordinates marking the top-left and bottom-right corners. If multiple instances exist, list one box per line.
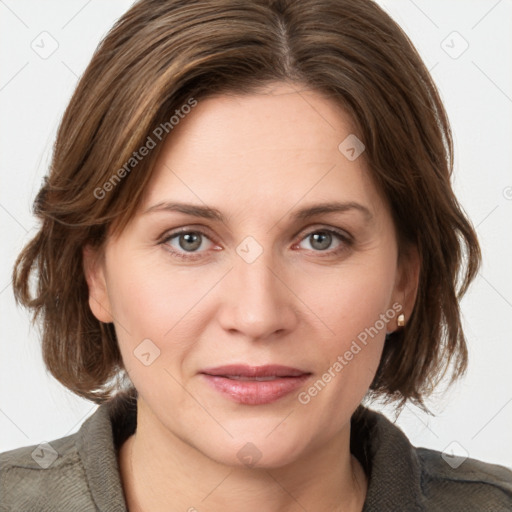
left=416, top=445, right=512, bottom=510
left=357, top=407, right=512, bottom=511
left=0, top=394, right=134, bottom=511
left=0, top=432, right=95, bottom=511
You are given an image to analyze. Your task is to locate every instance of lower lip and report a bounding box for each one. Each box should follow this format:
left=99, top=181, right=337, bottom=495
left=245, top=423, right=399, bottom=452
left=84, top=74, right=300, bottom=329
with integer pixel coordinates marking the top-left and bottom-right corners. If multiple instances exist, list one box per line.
left=201, top=374, right=311, bottom=405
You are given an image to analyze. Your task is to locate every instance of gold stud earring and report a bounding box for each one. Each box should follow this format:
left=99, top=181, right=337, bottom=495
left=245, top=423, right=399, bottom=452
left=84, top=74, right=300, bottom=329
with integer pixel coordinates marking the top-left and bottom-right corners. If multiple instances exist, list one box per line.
left=397, top=313, right=405, bottom=327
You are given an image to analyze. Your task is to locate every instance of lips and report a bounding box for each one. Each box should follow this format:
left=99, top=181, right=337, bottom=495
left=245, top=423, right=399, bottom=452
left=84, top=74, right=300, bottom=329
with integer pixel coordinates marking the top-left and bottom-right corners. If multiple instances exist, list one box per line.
left=200, top=364, right=312, bottom=405
left=201, top=364, right=309, bottom=378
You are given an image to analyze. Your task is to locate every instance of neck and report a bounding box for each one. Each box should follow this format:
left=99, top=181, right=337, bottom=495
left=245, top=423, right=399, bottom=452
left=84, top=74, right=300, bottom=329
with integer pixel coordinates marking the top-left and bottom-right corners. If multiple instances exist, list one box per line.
left=119, top=398, right=367, bottom=512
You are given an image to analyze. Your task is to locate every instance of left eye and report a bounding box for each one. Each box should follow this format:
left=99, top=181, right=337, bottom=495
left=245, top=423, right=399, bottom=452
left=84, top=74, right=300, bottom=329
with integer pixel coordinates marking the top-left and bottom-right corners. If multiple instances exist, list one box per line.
left=297, top=230, right=346, bottom=252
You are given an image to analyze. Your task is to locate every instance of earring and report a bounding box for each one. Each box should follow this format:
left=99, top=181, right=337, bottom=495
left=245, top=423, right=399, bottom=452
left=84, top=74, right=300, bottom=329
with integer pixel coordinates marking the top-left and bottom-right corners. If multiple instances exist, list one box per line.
left=397, top=313, right=405, bottom=327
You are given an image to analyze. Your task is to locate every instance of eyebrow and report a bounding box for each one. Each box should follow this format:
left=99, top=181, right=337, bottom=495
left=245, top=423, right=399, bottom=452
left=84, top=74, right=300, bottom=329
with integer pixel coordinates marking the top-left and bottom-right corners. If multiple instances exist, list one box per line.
left=142, top=200, right=373, bottom=223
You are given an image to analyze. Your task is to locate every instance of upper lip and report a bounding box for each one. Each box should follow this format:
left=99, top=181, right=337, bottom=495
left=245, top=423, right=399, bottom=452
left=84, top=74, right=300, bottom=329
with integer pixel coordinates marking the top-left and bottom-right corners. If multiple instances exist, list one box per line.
left=200, top=364, right=310, bottom=378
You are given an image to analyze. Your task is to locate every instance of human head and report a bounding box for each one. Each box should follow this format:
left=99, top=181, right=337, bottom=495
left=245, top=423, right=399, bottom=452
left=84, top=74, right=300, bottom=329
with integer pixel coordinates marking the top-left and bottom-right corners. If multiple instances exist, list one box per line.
left=13, top=0, right=480, bottom=412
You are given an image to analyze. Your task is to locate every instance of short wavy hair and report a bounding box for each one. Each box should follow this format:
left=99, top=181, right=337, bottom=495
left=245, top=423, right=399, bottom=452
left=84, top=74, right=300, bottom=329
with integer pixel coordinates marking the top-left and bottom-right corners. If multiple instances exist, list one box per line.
left=12, top=0, right=480, bottom=406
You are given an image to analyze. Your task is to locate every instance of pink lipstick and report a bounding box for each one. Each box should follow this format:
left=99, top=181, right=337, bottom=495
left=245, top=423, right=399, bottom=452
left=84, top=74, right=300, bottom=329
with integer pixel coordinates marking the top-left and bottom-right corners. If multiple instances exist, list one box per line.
left=200, top=364, right=312, bottom=405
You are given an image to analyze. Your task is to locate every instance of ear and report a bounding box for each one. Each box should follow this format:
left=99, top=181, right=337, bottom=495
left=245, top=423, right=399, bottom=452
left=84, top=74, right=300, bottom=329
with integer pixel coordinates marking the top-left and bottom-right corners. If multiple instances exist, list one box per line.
left=388, top=244, right=420, bottom=332
left=82, top=244, right=113, bottom=323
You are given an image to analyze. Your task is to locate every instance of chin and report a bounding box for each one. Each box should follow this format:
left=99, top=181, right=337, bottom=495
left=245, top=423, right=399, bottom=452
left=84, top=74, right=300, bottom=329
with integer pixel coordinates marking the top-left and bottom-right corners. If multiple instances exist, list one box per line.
left=196, top=431, right=309, bottom=470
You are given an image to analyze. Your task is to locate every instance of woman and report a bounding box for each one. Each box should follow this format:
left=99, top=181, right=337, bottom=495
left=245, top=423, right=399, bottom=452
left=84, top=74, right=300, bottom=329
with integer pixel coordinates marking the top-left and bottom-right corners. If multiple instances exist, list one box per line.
left=1, top=0, right=511, bottom=510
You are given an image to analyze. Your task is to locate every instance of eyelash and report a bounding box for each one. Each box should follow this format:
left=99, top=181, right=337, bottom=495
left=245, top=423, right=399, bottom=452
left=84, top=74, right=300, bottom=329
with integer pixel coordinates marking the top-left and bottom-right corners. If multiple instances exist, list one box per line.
left=159, top=226, right=353, bottom=261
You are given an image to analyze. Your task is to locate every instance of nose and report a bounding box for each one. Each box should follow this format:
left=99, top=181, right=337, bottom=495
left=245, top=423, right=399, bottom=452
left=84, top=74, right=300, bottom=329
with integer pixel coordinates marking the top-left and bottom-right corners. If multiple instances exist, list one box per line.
left=217, top=247, right=299, bottom=341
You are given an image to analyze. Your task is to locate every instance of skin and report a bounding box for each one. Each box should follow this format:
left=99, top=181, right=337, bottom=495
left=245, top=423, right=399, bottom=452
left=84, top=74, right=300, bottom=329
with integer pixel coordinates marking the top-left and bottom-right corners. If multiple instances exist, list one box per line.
left=83, top=81, right=419, bottom=512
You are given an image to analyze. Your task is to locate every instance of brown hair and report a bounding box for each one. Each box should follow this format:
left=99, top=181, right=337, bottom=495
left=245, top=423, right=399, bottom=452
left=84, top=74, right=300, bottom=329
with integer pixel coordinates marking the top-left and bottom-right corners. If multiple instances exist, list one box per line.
left=12, top=0, right=480, bottom=407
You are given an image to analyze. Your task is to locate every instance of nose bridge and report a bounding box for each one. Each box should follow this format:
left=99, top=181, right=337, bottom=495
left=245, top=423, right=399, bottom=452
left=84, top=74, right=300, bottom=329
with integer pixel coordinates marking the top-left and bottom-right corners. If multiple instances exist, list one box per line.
left=220, top=237, right=296, bottom=339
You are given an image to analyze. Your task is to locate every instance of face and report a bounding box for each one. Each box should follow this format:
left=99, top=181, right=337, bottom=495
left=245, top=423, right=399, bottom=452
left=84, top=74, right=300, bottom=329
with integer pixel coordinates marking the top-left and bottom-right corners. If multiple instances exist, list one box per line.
left=84, top=82, right=415, bottom=468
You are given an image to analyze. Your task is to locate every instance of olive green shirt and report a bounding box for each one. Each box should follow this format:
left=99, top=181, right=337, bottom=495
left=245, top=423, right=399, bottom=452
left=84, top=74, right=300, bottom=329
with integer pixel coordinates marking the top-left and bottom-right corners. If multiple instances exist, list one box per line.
left=1, top=393, right=511, bottom=511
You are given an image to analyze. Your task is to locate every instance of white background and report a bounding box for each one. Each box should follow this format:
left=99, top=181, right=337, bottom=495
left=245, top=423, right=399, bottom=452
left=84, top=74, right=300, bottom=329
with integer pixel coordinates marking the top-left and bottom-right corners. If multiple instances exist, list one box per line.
left=1, top=0, right=511, bottom=468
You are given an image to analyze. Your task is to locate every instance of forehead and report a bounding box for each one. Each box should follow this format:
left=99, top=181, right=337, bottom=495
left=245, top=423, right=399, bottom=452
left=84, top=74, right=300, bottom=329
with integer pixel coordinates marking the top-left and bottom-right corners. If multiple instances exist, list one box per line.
left=136, top=83, right=386, bottom=227
left=159, top=84, right=357, bottom=164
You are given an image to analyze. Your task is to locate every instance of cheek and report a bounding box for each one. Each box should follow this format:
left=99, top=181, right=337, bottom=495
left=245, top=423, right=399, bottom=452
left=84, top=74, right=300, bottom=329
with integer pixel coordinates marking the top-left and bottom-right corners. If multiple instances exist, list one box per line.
left=299, top=256, right=396, bottom=344
left=294, top=254, right=396, bottom=404
left=106, top=249, right=198, bottom=337
left=105, top=250, right=217, bottom=377
left=107, top=263, right=167, bottom=337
